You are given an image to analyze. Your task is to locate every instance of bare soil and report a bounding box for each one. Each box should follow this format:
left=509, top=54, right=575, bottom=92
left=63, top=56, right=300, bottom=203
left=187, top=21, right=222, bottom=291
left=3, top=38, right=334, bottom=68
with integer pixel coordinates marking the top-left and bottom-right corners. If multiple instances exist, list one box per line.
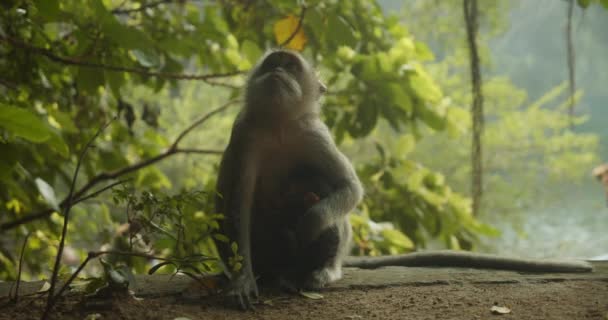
left=2, top=264, right=607, bottom=320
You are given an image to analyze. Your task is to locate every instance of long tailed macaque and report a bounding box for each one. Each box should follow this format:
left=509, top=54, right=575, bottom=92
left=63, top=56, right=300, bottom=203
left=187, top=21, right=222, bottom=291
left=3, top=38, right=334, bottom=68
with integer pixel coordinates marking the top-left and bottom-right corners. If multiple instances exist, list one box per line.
left=215, top=50, right=592, bottom=310
left=215, top=49, right=362, bottom=309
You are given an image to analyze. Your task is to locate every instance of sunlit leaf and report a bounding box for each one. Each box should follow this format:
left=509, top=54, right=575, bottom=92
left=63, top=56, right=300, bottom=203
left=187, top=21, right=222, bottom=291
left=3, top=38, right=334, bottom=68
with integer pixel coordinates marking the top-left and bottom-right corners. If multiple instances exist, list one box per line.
left=380, top=228, right=414, bottom=250
left=38, top=281, right=51, bottom=292
left=299, top=291, right=324, bottom=300
left=131, top=49, right=161, bottom=68
left=35, top=178, right=60, bottom=211
left=274, top=15, right=307, bottom=51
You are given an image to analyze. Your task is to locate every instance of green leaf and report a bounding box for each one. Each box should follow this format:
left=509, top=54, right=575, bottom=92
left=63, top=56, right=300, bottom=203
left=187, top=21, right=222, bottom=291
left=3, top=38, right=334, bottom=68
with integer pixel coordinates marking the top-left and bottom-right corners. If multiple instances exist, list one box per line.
left=33, top=0, right=61, bottom=21
left=414, top=41, right=434, bottom=61
left=48, top=110, right=78, bottom=133
left=35, top=177, right=60, bottom=211
left=131, top=49, right=161, bottom=68
left=327, top=15, right=356, bottom=48
left=47, top=131, right=70, bottom=158
left=577, top=0, right=591, bottom=8
left=213, top=233, right=230, bottom=243
left=105, top=70, right=125, bottom=98
left=409, top=70, right=442, bottom=103
left=380, top=228, right=414, bottom=250
left=241, top=40, right=262, bottom=64
left=148, top=261, right=175, bottom=275
left=416, top=103, right=446, bottom=131
left=77, top=66, right=105, bottom=94
left=0, top=104, right=53, bottom=143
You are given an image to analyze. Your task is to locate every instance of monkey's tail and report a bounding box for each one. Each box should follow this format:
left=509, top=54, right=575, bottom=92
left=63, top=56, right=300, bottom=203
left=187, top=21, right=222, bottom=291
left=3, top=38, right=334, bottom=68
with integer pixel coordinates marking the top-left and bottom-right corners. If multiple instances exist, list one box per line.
left=343, top=250, right=593, bottom=273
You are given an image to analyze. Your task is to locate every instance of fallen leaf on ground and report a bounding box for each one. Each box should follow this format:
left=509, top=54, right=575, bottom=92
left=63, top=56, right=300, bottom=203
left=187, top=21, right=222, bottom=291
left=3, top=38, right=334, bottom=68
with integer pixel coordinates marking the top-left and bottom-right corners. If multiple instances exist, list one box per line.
left=38, top=281, right=51, bottom=292
left=299, top=291, right=324, bottom=300
left=261, top=299, right=275, bottom=306
left=491, top=305, right=512, bottom=315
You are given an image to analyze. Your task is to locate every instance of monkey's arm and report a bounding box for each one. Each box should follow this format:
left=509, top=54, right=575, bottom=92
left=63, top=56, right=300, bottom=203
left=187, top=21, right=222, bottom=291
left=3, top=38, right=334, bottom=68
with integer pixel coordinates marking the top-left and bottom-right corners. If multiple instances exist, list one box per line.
left=296, top=122, right=364, bottom=244
left=343, top=250, right=593, bottom=273
left=215, top=124, right=259, bottom=309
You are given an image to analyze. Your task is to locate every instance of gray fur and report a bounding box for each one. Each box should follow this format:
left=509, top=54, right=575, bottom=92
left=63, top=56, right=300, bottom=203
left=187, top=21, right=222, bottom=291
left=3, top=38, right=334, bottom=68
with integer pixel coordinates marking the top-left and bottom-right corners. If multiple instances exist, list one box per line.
left=215, top=50, right=363, bottom=309
left=344, top=250, right=593, bottom=273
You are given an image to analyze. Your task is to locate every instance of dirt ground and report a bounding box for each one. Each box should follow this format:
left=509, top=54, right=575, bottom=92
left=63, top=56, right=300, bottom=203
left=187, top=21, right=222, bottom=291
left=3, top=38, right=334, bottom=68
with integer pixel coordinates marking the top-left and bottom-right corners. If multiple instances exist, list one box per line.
left=1, top=264, right=607, bottom=320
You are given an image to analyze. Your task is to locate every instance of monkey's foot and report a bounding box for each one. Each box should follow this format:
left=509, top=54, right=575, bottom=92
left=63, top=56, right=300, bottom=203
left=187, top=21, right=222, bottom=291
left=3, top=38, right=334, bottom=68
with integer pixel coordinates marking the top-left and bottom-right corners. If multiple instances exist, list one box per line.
left=225, top=271, right=259, bottom=310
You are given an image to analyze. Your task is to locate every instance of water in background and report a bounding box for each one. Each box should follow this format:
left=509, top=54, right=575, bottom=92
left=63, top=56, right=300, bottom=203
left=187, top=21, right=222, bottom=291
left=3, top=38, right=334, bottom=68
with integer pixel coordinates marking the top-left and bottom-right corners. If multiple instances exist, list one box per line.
left=482, top=182, right=608, bottom=260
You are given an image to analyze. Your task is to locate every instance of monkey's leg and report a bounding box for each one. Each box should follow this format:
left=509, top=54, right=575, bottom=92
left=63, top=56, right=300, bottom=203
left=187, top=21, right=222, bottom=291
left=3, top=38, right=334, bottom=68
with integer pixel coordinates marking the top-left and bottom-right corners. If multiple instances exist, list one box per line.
left=289, top=218, right=352, bottom=289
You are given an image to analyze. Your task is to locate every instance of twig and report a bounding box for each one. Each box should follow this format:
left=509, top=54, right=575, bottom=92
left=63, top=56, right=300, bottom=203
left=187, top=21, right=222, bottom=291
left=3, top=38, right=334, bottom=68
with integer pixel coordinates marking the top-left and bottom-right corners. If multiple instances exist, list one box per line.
left=566, top=0, right=576, bottom=129
left=202, top=80, right=242, bottom=90
left=53, top=250, right=214, bottom=299
left=42, top=119, right=114, bottom=320
left=9, top=232, right=31, bottom=303
left=279, top=5, right=308, bottom=48
left=171, top=102, right=235, bottom=149
left=0, top=36, right=246, bottom=81
left=111, top=0, right=172, bottom=14
left=1, top=100, right=238, bottom=232
left=76, top=178, right=133, bottom=203
left=174, top=148, right=223, bottom=154
left=463, top=0, right=484, bottom=217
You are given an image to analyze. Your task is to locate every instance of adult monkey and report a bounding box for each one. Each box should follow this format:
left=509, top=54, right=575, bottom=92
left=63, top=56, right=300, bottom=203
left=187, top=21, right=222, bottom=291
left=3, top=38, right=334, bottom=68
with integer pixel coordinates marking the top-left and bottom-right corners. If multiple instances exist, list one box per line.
left=215, top=50, right=593, bottom=310
left=215, top=49, right=363, bottom=309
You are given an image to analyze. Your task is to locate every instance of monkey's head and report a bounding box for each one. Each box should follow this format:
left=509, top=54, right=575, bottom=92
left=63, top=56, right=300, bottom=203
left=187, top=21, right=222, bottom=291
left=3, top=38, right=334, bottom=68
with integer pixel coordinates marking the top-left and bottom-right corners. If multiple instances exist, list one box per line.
left=245, top=50, right=326, bottom=118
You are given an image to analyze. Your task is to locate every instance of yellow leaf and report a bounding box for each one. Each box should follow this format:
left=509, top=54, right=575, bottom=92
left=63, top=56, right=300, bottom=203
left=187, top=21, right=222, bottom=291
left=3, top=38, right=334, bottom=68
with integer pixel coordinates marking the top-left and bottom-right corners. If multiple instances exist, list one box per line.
left=274, top=15, right=307, bottom=51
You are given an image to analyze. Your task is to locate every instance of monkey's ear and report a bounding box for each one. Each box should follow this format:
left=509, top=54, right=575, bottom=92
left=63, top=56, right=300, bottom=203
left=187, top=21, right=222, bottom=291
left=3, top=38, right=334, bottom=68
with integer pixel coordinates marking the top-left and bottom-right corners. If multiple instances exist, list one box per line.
left=319, top=81, right=327, bottom=94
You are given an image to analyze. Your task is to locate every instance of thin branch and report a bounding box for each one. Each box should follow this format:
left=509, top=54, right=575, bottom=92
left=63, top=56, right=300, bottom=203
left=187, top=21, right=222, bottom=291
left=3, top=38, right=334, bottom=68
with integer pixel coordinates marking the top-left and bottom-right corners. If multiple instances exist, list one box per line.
left=1, top=100, right=237, bottom=232
left=566, top=0, right=576, bottom=129
left=279, top=5, right=308, bottom=48
left=52, top=250, right=176, bottom=300
left=9, top=232, right=31, bottom=303
left=51, top=254, right=93, bottom=301
left=111, top=0, right=172, bottom=14
left=175, top=148, right=223, bottom=154
left=463, top=0, right=484, bottom=217
left=0, top=36, right=246, bottom=81
left=202, top=80, right=242, bottom=90
left=43, top=119, right=114, bottom=320
left=76, top=178, right=133, bottom=203
left=171, top=102, right=237, bottom=149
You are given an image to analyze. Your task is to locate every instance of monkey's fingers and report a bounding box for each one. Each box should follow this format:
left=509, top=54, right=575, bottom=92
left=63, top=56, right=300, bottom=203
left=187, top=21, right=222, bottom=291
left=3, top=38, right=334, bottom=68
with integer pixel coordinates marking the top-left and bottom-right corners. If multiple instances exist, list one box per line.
left=228, top=273, right=259, bottom=310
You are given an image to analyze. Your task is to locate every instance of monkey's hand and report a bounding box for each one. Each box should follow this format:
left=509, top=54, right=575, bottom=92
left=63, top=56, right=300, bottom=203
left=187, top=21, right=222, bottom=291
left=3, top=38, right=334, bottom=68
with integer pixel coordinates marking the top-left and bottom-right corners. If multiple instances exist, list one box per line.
left=226, top=268, right=259, bottom=310
left=295, top=205, right=328, bottom=246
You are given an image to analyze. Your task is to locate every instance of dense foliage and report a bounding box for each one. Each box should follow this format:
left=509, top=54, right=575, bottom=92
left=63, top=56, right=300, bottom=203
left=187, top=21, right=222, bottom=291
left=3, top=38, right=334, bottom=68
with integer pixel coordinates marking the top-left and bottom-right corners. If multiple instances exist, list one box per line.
left=0, top=0, right=603, bottom=280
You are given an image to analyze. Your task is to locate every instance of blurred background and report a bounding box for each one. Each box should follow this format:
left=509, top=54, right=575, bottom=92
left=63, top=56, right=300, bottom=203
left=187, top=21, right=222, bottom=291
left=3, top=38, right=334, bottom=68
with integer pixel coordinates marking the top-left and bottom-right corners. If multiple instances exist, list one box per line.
left=0, top=0, right=606, bottom=281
